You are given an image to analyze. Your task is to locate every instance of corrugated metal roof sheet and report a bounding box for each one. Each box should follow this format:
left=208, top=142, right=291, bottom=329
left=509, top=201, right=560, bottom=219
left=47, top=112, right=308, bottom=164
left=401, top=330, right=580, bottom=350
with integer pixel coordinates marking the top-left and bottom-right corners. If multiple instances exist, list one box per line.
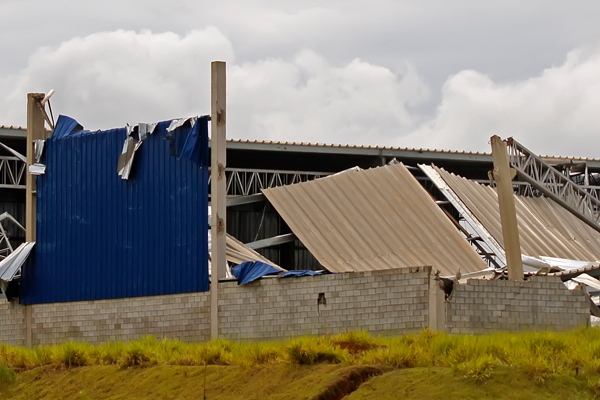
left=262, top=163, right=487, bottom=275
left=0, top=125, right=26, bottom=130
left=225, top=234, right=283, bottom=270
left=433, top=166, right=600, bottom=262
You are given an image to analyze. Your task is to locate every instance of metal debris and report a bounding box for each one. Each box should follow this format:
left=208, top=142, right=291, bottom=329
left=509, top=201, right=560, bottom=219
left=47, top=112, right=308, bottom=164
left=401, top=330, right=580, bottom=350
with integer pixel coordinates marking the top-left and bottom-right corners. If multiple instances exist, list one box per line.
left=117, top=137, right=142, bottom=180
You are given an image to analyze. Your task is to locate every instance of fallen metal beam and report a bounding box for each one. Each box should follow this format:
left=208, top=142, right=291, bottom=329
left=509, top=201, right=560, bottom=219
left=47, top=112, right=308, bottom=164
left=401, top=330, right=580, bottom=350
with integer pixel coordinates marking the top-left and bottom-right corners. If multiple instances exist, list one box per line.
left=245, top=233, right=297, bottom=250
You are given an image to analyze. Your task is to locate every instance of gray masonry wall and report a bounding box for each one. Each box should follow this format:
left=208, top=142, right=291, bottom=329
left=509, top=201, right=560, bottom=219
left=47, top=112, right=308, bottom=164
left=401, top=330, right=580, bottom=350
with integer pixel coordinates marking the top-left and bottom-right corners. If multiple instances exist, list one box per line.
left=0, top=269, right=592, bottom=346
left=219, top=267, right=430, bottom=340
left=0, top=299, right=25, bottom=346
left=447, top=275, right=590, bottom=333
left=29, top=292, right=211, bottom=346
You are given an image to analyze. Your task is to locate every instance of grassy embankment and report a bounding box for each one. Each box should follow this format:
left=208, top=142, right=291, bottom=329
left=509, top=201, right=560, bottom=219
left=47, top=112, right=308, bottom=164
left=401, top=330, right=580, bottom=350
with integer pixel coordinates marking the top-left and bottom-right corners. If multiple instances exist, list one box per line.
left=2, top=329, right=600, bottom=399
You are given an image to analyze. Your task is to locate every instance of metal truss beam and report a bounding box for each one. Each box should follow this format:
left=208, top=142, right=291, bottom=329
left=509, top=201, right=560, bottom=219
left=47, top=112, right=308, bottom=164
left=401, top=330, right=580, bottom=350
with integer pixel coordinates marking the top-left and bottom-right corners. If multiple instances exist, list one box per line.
left=0, top=156, right=26, bottom=189
left=506, top=138, right=600, bottom=234
left=209, top=168, right=330, bottom=197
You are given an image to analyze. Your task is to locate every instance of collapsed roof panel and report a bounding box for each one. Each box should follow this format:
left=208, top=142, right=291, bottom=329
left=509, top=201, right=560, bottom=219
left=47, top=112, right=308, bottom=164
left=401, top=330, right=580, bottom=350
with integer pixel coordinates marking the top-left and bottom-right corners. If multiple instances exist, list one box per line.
left=224, top=234, right=284, bottom=270
left=431, top=166, right=600, bottom=262
left=262, top=163, right=487, bottom=275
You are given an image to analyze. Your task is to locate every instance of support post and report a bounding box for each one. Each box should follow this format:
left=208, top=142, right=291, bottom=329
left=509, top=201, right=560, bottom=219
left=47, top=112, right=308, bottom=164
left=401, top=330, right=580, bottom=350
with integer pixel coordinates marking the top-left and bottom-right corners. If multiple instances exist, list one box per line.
left=491, top=135, right=523, bottom=281
left=26, top=93, right=46, bottom=243
left=210, top=62, right=227, bottom=340
left=428, top=270, right=445, bottom=332
left=25, top=93, right=46, bottom=348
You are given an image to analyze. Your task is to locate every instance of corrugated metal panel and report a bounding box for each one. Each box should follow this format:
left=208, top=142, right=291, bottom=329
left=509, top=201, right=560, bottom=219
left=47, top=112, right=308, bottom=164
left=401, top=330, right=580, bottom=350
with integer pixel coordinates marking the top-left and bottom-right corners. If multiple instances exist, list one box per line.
left=434, top=166, right=600, bottom=262
left=262, top=163, right=487, bottom=275
left=21, top=118, right=209, bottom=304
left=225, top=234, right=283, bottom=270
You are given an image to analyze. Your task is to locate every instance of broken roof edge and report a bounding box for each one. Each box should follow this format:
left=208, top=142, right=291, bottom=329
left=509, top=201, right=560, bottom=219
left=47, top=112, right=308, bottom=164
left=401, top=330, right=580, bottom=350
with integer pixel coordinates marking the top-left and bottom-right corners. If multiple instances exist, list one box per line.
left=49, top=115, right=209, bottom=141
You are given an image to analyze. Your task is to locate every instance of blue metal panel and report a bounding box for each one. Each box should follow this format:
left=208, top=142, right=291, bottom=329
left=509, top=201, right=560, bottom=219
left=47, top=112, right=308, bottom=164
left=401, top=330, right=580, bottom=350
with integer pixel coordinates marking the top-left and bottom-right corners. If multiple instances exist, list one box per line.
left=20, top=117, right=209, bottom=304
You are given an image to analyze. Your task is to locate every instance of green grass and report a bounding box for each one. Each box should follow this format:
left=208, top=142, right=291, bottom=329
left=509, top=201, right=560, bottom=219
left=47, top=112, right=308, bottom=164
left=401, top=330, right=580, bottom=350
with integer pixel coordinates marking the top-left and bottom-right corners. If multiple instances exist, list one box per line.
left=1, top=364, right=378, bottom=400
left=347, top=366, right=597, bottom=400
left=2, top=329, right=600, bottom=398
left=2, top=328, right=600, bottom=376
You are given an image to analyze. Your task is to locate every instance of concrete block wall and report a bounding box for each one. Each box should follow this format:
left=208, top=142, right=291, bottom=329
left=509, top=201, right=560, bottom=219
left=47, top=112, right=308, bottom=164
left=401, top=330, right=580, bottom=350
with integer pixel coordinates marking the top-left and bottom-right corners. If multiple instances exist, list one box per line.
left=447, top=275, right=590, bottom=333
left=218, top=267, right=431, bottom=340
left=0, top=269, right=592, bottom=346
left=0, top=299, right=25, bottom=346
left=30, top=292, right=210, bottom=346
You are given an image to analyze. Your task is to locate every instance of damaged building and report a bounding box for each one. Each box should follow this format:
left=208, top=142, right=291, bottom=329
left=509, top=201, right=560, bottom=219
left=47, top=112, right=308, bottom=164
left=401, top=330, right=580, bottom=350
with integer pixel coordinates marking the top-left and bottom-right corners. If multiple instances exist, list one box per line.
left=0, top=81, right=599, bottom=345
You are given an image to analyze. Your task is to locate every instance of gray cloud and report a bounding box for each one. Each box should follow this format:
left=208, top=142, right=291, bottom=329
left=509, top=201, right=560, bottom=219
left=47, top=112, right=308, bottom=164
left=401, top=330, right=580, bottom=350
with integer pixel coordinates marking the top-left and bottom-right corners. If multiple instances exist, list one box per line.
left=0, top=29, right=429, bottom=145
left=2, top=1, right=600, bottom=157
left=1, top=28, right=234, bottom=129
left=402, top=47, right=600, bottom=157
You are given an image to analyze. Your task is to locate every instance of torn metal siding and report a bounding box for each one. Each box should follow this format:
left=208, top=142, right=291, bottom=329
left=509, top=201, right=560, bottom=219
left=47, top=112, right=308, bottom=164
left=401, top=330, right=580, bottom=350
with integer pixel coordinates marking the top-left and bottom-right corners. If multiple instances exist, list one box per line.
left=21, top=118, right=210, bottom=304
left=434, top=166, right=600, bottom=262
left=263, top=163, right=486, bottom=275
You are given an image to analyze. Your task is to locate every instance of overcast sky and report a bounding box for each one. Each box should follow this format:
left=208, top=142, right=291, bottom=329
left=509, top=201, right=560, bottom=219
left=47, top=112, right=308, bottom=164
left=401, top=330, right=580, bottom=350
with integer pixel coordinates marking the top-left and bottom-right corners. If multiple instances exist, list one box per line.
left=2, top=1, right=600, bottom=157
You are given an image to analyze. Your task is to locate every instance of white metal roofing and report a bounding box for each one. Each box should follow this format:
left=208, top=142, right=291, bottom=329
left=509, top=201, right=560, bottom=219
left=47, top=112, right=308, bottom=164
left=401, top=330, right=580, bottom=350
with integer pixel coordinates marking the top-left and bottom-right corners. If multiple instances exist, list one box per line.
left=262, top=163, right=487, bottom=275
left=0, top=242, right=34, bottom=282
left=224, top=234, right=283, bottom=270
left=432, top=166, right=600, bottom=262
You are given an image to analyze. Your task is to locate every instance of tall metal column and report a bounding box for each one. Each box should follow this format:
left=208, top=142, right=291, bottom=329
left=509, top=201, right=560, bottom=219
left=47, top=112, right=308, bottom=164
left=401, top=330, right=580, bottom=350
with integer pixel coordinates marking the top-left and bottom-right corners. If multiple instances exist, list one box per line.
left=210, top=62, right=227, bottom=339
left=491, top=135, right=523, bottom=281
left=25, top=93, right=46, bottom=347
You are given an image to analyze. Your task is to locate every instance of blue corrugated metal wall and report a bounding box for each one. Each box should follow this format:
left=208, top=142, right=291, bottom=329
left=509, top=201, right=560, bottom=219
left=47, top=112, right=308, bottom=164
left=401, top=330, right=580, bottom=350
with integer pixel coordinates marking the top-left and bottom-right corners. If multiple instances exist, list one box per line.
left=20, top=117, right=209, bottom=304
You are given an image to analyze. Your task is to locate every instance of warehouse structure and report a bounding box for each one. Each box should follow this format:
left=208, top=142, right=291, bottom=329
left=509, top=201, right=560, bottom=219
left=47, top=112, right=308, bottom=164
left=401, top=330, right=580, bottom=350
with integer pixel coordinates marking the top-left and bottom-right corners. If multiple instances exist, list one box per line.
left=4, top=123, right=600, bottom=271
left=1, top=64, right=600, bottom=345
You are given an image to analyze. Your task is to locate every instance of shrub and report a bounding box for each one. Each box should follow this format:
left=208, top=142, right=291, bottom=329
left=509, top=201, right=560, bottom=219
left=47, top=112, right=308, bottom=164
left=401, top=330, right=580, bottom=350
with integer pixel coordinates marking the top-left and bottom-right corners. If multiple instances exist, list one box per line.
left=454, top=354, right=495, bottom=383
left=236, top=343, right=280, bottom=367
left=362, top=343, right=421, bottom=369
left=120, top=342, right=151, bottom=367
left=55, top=342, right=88, bottom=368
left=199, top=340, right=235, bottom=365
left=94, top=342, right=125, bottom=365
left=285, top=337, right=347, bottom=365
left=520, top=356, right=552, bottom=385
left=332, top=331, right=379, bottom=348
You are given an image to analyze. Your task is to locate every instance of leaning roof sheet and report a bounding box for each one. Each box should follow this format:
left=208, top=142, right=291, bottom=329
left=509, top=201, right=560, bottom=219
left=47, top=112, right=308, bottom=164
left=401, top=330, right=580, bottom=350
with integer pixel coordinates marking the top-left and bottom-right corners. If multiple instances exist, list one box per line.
left=262, top=163, right=487, bottom=275
left=433, top=166, right=600, bottom=262
left=225, top=234, right=283, bottom=270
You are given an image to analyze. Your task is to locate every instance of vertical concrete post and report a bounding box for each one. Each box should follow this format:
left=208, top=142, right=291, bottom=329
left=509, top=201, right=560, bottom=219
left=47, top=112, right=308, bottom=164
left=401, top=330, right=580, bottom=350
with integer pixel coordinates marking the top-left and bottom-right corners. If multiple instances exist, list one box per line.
left=491, top=135, right=524, bottom=281
left=428, top=270, right=446, bottom=332
left=210, top=62, right=227, bottom=340
left=25, top=93, right=46, bottom=348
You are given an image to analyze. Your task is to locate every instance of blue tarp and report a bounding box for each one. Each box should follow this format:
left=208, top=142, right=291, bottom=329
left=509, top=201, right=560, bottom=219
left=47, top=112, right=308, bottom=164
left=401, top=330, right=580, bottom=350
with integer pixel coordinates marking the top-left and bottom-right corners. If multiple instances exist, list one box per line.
left=231, top=261, right=281, bottom=285
left=278, top=270, right=323, bottom=278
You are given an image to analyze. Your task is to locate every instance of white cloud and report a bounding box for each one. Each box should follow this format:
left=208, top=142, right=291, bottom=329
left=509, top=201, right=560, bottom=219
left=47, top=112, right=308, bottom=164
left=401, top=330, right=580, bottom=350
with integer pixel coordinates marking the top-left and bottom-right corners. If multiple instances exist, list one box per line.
left=0, top=29, right=429, bottom=146
left=3, top=27, right=600, bottom=159
left=228, top=50, right=428, bottom=144
left=0, top=28, right=234, bottom=129
left=401, top=48, right=600, bottom=157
